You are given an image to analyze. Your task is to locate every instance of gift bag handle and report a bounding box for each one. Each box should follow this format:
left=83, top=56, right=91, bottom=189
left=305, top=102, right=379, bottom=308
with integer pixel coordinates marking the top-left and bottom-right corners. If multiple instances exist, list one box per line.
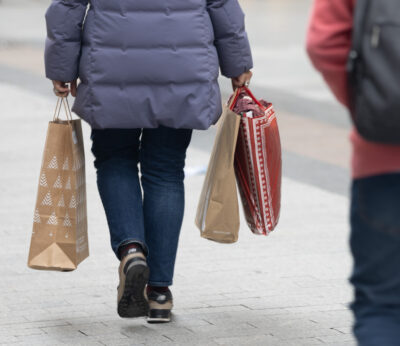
left=228, top=87, right=243, bottom=110
left=229, top=86, right=265, bottom=111
left=53, top=97, right=73, bottom=123
left=242, top=86, right=265, bottom=109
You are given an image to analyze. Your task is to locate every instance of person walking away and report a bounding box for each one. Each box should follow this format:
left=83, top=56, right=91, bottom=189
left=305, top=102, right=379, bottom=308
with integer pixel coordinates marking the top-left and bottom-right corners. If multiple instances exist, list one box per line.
left=306, top=0, right=400, bottom=344
left=44, top=0, right=253, bottom=323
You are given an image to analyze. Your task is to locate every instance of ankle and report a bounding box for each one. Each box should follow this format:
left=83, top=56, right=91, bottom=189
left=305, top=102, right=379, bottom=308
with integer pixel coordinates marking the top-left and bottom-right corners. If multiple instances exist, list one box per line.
left=147, top=285, right=169, bottom=294
left=118, top=243, right=144, bottom=260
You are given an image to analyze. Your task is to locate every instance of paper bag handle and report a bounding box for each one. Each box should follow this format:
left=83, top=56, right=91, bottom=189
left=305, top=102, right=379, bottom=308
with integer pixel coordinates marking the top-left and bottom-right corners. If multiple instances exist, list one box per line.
left=53, top=97, right=73, bottom=123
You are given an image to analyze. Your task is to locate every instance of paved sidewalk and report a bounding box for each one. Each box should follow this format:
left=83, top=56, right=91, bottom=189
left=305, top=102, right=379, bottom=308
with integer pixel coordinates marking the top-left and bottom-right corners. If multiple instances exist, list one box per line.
left=0, top=84, right=355, bottom=345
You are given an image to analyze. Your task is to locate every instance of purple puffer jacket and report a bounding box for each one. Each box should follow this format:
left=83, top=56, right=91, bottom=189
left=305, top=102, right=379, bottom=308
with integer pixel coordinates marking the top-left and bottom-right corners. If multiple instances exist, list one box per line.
left=45, top=0, right=253, bottom=129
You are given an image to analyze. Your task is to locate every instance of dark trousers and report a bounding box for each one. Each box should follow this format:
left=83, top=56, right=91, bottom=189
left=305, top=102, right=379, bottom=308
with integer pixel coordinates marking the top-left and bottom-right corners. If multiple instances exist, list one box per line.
left=350, top=173, right=400, bottom=345
left=91, top=127, right=192, bottom=286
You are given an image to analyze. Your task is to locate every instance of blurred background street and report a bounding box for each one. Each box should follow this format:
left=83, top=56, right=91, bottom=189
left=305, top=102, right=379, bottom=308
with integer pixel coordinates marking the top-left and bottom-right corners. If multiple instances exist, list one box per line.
left=0, top=0, right=355, bottom=345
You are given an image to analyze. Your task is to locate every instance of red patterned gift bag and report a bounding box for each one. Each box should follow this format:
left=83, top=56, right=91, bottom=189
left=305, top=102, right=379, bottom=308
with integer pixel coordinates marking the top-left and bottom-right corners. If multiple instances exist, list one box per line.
left=232, top=87, right=282, bottom=235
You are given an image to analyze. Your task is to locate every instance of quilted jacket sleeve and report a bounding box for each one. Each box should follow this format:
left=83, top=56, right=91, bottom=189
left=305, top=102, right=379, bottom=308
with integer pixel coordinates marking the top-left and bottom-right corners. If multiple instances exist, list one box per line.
left=44, top=0, right=88, bottom=82
left=207, top=0, right=253, bottom=78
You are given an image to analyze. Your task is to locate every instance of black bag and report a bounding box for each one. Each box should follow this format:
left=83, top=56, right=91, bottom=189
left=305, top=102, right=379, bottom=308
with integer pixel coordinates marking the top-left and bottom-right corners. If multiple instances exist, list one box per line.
left=347, top=0, right=400, bottom=144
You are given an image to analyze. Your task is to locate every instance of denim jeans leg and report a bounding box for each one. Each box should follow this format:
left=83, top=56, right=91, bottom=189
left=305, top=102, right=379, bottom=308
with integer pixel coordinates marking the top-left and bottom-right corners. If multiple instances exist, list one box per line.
left=350, top=174, right=400, bottom=346
left=140, top=126, right=193, bottom=286
left=91, top=129, right=147, bottom=259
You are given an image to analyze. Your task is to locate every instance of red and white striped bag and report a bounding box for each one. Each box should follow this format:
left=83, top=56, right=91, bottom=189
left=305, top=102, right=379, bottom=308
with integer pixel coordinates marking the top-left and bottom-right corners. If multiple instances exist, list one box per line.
left=232, top=87, right=282, bottom=235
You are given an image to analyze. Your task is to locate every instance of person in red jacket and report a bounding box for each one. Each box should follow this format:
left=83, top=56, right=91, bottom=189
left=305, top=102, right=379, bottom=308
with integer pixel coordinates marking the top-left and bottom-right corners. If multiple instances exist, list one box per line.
left=306, top=0, right=400, bottom=345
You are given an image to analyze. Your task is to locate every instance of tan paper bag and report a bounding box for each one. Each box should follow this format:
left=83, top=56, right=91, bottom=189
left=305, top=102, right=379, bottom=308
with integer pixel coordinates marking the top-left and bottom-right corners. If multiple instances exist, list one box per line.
left=195, top=91, right=241, bottom=243
left=28, top=98, right=89, bottom=271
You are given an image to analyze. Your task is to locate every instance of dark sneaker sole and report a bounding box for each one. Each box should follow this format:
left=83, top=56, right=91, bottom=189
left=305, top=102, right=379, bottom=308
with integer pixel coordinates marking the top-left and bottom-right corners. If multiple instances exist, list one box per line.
left=147, top=309, right=171, bottom=323
left=118, top=264, right=149, bottom=318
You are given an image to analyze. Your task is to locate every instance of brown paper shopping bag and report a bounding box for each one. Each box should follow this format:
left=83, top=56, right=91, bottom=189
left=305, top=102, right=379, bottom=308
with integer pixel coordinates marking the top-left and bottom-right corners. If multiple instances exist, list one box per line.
left=195, top=89, right=241, bottom=243
left=28, top=98, right=89, bottom=271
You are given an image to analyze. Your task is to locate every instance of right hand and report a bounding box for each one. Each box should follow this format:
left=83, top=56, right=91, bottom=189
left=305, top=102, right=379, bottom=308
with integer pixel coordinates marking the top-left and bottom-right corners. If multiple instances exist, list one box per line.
left=52, top=80, right=77, bottom=97
left=231, top=71, right=253, bottom=91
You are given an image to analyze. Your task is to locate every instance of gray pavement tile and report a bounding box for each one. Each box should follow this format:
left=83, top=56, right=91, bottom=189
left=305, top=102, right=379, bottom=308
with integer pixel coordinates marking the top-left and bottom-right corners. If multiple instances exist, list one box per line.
left=24, top=311, right=90, bottom=322
left=331, top=326, right=353, bottom=335
left=0, top=335, right=18, bottom=344
left=13, top=334, right=61, bottom=346
left=0, top=317, right=28, bottom=326
left=99, top=339, right=145, bottom=346
left=39, top=325, right=89, bottom=339
left=316, top=333, right=356, bottom=344
left=120, top=331, right=172, bottom=344
left=308, top=311, right=354, bottom=329
left=274, top=338, right=324, bottom=346
left=175, top=305, right=251, bottom=316
left=56, top=337, right=104, bottom=346
left=283, top=304, right=349, bottom=314
left=1, top=327, right=44, bottom=338
left=213, top=333, right=275, bottom=345
left=185, top=323, right=264, bottom=340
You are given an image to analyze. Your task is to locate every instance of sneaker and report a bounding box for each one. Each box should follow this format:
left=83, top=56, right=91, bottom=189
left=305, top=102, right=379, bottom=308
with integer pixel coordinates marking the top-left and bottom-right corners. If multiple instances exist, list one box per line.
left=117, top=248, right=149, bottom=318
left=147, top=288, right=173, bottom=323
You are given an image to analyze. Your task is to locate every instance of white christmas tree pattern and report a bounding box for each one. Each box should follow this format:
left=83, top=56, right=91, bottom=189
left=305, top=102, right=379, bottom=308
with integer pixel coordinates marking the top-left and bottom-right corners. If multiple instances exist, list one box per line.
left=69, top=195, right=77, bottom=209
left=33, top=209, right=41, bottom=224
left=62, top=157, right=69, bottom=170
left=58, top=194, right=65, bottom=207
left=39, top=173, right=48, bottom=187
left=53, top=175, right=63, bottom=189
left=47, top=211, right=58, bottom=225
left=63, top=211, right=72, bottom=227
left=48, top=156, right=58, bottom=169
left=41, top=191, right=52, bottom=206
left=73, top=155, right=83, bottom=172
left=65, top=176, right=71, bottom=190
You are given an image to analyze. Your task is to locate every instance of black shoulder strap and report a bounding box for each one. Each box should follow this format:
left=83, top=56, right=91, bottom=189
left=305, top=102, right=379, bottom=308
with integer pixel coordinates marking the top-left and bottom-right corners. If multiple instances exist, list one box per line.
left=347, top=0, right=371, bottom=76
left=351, top=0, right=371, bottom=54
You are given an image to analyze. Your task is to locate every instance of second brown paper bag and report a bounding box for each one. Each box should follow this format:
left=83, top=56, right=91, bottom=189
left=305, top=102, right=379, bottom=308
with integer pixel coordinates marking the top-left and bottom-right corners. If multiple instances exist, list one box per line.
left=195, top=104, right=241, bottom=243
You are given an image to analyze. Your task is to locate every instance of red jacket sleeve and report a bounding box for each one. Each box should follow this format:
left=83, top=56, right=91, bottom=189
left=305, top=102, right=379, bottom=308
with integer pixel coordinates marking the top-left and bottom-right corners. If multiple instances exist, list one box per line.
left=306, top=0, right=355, bottom=108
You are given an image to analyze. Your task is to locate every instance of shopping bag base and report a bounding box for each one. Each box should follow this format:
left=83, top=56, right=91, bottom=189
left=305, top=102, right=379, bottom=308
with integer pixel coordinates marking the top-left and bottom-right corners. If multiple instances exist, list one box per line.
left=28, top=243, right=77, bottom=272
left=200, top=233, right=238, bottom=244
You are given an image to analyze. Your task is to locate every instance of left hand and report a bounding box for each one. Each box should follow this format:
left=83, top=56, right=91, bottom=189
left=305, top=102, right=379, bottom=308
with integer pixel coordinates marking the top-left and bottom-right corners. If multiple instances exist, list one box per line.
left=52, top=79, right=77, bottom=97
left=231, top=71, right=253, bottom=90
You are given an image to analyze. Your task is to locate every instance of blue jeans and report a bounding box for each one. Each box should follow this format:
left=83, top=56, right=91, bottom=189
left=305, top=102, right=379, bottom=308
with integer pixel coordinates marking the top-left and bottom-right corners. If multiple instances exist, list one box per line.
left=91, top=127, right=192, bottom=286
left=350, top=173, right=400, bottom=346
